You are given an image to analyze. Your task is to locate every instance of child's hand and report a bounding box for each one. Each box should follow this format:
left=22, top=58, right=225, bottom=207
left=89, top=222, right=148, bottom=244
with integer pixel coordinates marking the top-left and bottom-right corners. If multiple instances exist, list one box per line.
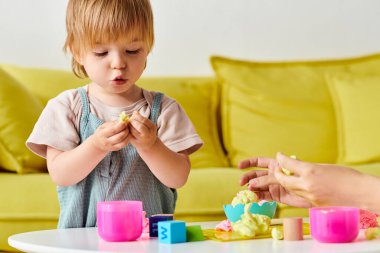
left=91, top=121, right=130, bottom=152
left=128, top=111, right=157, bottom=151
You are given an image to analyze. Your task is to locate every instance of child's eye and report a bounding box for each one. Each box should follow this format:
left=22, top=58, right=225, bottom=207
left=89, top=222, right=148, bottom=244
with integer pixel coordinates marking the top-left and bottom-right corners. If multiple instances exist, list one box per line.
left=126, top=49, right=140, bottom=55
left=94, top=52, right=108, bottom=57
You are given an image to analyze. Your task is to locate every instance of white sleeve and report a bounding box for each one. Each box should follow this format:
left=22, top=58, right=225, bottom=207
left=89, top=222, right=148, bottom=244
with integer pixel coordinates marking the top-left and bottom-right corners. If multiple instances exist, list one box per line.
left=157, top=97, right=203, bottom=155
left=26, top=90, right=81, bottom=158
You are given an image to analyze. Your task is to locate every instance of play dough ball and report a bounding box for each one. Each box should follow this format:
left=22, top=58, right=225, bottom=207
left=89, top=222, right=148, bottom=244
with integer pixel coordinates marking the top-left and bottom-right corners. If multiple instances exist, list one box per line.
left=365, top=227, right=380, bottom=240
left=231, top=190, right=258, bottom=207
left=119, top=111, right=129, bottom=123
left=271, top=227, right=284, bottom=240
left=281, top=167, right=293, bottom=176
left=281, top=155, right=297, bottom=176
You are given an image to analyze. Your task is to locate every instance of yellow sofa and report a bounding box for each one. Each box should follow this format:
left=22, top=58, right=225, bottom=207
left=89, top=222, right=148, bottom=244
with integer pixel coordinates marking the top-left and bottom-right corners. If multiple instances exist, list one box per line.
left=2, top=53, right=380, bottom=251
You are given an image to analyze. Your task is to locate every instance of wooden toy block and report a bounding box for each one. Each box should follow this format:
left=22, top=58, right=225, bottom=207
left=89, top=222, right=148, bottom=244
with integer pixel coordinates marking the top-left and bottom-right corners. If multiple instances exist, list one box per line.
left=186, top=225, right=205, bottom=242
left=149, top=214, right=173, bottom=237
left=158, top=220, right=186, bottom=244
left=283, top=217, right=303, bottom=241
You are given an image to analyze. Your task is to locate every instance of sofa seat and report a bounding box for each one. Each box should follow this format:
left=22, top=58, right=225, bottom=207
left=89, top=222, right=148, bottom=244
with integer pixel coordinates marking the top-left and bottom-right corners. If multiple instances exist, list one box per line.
left=0, top=173, right=58, bottom=251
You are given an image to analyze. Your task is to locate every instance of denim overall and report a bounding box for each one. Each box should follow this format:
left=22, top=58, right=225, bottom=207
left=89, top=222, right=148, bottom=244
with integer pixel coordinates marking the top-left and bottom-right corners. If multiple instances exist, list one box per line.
left=57, top=88, right=177, bottom=228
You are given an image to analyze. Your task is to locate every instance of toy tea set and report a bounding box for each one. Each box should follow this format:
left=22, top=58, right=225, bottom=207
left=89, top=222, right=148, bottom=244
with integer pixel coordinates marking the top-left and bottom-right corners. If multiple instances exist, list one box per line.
left=96, top=190, right=374, bottom=244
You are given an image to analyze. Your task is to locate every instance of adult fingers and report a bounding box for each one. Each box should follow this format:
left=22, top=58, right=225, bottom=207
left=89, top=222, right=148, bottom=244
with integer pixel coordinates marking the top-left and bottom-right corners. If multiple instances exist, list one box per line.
left=273, top=165, right=303, bottom=192
left=255, top=191, right=276, bottom=202
left=276, top=152, right=309, bottom=176
left=247, top=174, right=278, bottom=191
left=238, top=157, right=276, bottom=169
left=240, top=170, right=268, bottom=186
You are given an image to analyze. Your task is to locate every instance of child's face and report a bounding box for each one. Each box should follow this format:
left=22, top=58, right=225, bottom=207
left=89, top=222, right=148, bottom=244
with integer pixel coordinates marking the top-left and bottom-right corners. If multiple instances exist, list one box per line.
left=79, top=39, right=148, bottom=95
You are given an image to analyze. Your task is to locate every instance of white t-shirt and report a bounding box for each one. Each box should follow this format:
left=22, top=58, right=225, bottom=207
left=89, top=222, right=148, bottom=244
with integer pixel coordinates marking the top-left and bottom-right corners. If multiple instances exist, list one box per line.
left=27, top=85, right=203, bottom=158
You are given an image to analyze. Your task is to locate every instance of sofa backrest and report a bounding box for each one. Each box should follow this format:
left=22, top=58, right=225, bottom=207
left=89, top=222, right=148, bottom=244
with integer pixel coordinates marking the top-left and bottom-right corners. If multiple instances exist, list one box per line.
left=3, top=52, right=380, bottom=173
left=211, top=53, right=380, bottom=165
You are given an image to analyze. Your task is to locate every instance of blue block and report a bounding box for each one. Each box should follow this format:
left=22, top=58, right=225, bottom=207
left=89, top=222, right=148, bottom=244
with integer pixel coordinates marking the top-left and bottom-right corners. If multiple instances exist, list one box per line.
left=149, top=214, right=174, bottom=237
left=158, top=220, right=186, bottom=244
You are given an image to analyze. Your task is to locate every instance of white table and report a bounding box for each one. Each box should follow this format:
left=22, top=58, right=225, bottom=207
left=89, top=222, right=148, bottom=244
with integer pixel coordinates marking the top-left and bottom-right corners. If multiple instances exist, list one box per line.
left=8, top=221, right=380, bottom=253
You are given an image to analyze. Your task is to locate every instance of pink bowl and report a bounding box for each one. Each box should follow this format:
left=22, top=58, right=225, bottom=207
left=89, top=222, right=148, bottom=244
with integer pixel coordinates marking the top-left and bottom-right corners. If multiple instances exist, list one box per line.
left=310, top=206, right=359, bottom=243
left=97, top=201, right=143, bottom=242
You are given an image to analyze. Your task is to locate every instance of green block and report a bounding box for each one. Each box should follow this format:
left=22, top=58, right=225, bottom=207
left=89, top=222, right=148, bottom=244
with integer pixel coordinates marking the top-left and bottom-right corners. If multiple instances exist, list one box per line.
left=186, top=225, right=205, bottom=242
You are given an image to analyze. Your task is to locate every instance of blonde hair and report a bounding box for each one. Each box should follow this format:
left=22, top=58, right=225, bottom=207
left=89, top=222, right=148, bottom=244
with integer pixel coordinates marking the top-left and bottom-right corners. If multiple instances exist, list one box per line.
left=64, top=0, right=154, bottom=78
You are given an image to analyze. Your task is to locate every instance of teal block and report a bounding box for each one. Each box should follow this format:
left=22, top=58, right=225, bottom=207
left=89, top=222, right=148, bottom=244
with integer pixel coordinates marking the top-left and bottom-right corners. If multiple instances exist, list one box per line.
left=186, top=225, right=205, bottom=242
left=158, top=220, right=187, bottom=244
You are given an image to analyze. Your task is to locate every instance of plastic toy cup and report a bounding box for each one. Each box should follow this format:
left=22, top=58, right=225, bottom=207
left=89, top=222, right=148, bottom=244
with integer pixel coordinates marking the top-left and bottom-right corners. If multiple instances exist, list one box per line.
left=97, top=200, right=143, bottom=242
left=309, top=206, right=359, bottom=243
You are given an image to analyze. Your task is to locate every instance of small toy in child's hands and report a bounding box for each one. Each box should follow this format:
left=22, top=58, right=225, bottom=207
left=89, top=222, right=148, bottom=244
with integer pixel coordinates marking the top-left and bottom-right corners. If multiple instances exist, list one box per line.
left=119, top=111, right=130, bottom=124
left=281, top=155, right=297, bottom=176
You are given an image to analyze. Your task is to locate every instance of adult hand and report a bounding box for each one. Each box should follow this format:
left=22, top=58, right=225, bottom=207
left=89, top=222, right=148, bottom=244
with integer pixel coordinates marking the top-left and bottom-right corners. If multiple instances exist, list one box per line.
left=273, top=152, right=366, bottom=207
left=239, top=157, right=312, bottom=208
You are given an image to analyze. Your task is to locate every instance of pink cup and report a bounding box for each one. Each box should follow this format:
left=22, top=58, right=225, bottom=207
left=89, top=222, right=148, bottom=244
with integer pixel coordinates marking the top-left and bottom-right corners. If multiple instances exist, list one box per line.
left=97, top=201, right=143, bottom=242
left=310, top=206, right=359, bottom=243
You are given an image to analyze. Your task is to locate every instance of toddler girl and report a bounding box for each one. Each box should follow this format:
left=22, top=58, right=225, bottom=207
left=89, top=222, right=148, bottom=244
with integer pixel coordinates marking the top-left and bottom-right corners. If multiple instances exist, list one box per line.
left=27, top=0, right=203, bottom=228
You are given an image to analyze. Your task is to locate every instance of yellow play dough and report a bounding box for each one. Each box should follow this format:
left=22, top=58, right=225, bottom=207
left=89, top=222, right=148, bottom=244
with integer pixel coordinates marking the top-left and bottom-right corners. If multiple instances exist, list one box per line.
left=231, top=204, right=271, bottom=237
left=119, top=111, right=129, bottom=123
left=231, top=190, right=258, bottom=207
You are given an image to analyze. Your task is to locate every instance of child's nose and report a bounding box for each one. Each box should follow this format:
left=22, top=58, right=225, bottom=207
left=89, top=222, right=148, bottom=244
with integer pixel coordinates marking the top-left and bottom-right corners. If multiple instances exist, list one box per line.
left=111, top=54, right=127, bottom=70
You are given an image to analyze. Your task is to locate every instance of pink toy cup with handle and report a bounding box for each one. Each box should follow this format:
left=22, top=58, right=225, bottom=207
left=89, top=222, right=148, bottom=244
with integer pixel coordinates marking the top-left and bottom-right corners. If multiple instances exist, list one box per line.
left=310, top=206, right=359, bottom=243
left=97, top=200, right=143, bottom=242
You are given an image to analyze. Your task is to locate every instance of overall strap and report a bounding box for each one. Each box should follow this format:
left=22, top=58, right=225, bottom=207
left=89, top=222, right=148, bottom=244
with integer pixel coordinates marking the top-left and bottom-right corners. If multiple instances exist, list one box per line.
left=77, top=87, right=91, bottom=135
left=150, top=92, right=163, bottom=124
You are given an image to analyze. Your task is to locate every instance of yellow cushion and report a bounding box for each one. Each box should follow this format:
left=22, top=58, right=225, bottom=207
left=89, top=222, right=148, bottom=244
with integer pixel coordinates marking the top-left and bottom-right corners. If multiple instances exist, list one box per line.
left=137, top=77, right=229, bottom=168
left=210, top=54, right=380, bottom=166
left=0, top=68, right=46, bottom=173
left=327, top=73, right=380, bottom=164
left=0, top=64, right=87, bottom=106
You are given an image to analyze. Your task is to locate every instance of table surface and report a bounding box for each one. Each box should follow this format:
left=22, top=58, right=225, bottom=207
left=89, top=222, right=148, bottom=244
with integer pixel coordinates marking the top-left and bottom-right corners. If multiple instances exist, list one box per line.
left=8, top=221, right=380, bottom=253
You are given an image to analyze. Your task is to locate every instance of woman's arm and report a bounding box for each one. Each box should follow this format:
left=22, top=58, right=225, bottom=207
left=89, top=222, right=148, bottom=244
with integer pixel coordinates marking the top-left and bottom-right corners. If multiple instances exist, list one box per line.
left=274, top=153, right=380, bottom=213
